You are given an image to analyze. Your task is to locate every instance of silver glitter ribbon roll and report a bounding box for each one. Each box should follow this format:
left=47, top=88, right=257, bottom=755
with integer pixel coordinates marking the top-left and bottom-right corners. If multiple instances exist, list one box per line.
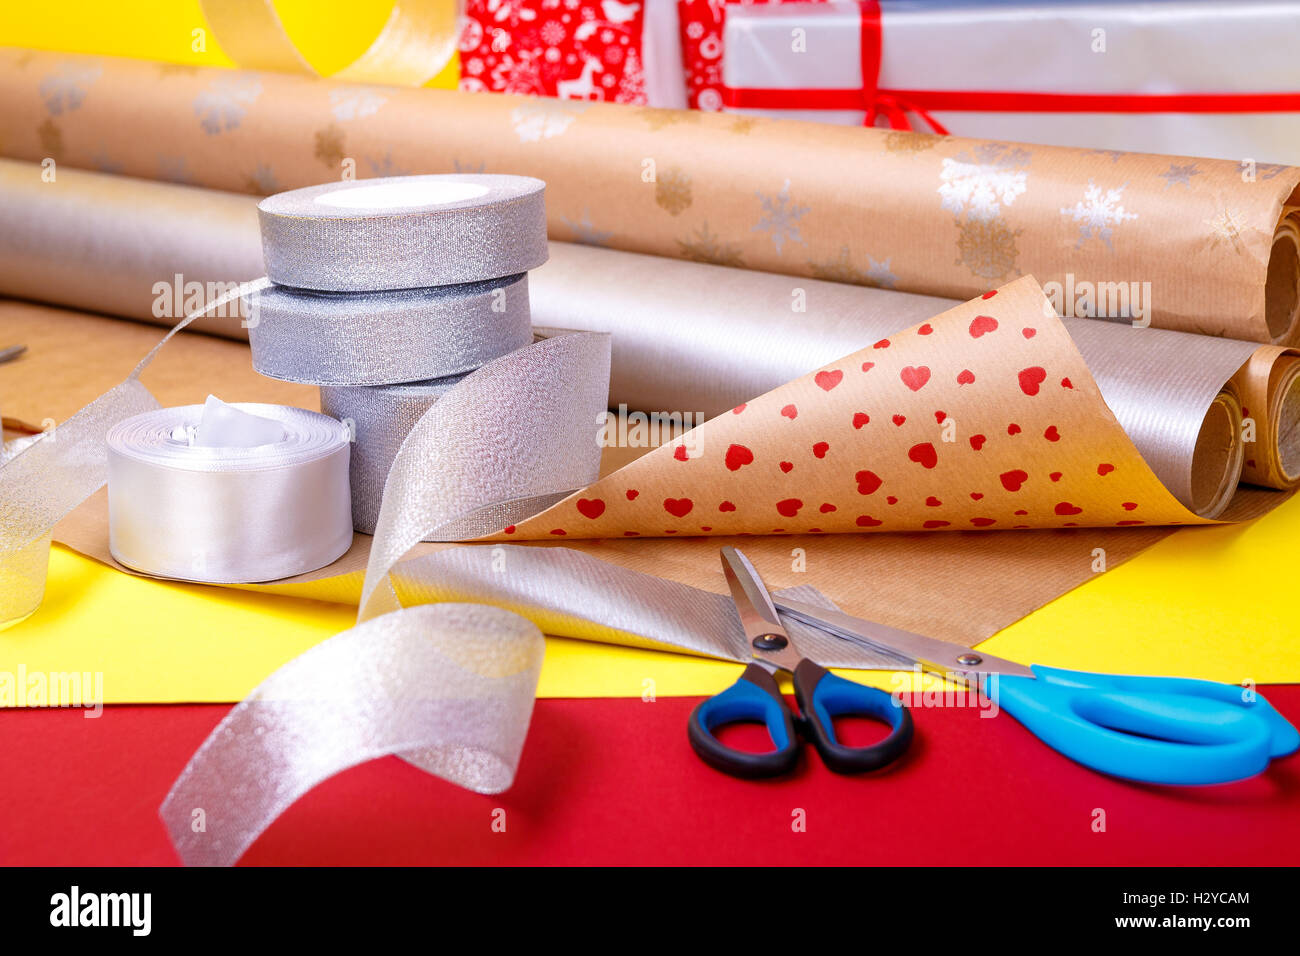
left=246, top=274, right=532, bottom=386
left=321, top=374, right=465, bottom=533
left=257, top=174, right=548, bottom=292
left=107, top=401, right=353, bottom=583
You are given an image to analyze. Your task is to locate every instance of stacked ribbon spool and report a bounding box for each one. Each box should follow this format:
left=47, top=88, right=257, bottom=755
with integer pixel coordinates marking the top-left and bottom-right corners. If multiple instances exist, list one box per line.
left=253, top=174, right=548, bottom=536
left=104, top=174, right=550, bottom=581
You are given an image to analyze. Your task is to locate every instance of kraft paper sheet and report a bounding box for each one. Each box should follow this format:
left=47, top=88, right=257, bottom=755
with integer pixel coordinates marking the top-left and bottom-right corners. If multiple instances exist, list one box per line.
left=1, top=48, right=1298, bottom=344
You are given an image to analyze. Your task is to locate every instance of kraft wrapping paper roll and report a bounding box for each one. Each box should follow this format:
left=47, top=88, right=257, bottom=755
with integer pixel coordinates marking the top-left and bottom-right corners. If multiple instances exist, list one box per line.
left=1, top=48, right=1298, bottom=344
left=106, top=400, right=353, bottom=582
left=0, top=162, right=1294, bottom=513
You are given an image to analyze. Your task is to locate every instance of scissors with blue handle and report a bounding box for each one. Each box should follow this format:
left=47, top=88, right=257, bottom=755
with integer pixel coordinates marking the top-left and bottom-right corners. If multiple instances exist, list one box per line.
left=688, top=547, right=914, bottom=779
left=772, top=592, right=1300, bottom=787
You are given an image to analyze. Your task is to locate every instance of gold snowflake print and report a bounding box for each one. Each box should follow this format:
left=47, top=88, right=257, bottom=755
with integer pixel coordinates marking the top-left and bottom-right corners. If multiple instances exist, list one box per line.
left=36, top=118, right=62, bottom=158
left=636, top=107, right=702, bottom=131
left=1203, top=207, right=1249, bottom=254
left=955, top=218, right=1022, bottom=280
left=677, top=222, right=744, bottom=268
left=730, top=117, right=759, bottom=135
left=314, top=123, right=346, bottom=168
left=655, top=167, right=692, bottom=216
left=884, top=130, right=938, bottom=154
left=808, top=247, right=897, bottom=288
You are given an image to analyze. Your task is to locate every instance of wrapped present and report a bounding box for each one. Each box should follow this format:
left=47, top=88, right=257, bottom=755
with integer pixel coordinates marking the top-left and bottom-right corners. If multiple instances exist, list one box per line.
left=459, top=0, right=686, bottom=106
left=678, top=0, right=830, bottom=110
left=718, top=0, right=1300, bottom=165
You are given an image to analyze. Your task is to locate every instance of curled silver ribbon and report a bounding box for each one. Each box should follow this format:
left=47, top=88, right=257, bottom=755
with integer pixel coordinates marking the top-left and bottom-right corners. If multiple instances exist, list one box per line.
left=106, top=403, right=353, bottom=583
left=257, top=174, right=549, bottom=291
left=158, top=602, right=546, bottom=868
left=247, top=274, right=532, bottom=386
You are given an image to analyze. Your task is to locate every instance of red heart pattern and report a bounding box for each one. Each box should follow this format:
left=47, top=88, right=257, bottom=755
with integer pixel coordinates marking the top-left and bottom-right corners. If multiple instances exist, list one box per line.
left=492, top=277, right=1201, bottom=540
left=724, top=443, right=754, bottom=471
left=900, top=366, right=931, bottom=392
left=815, top=370, right=843, bottom=392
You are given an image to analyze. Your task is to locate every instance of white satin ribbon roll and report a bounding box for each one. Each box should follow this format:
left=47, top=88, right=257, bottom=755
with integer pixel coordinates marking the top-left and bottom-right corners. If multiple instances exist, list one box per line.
left=107, top=398, right=353, bottom=583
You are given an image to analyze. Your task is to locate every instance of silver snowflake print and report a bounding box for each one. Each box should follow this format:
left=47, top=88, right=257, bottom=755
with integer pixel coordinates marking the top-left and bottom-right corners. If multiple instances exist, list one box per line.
left=194, top=75, right=262, bottom=135
left=366, top=153, right=411, bottom=177
left=1084, top=148, right=1130, bottom=164
left=752, top=179, right=810, bottom=254
left=39, top=62, right=102, bottom=115
left=938, top=143, right=1031, bottom=222
left=562, top=209, right=614, bottom=247
left=1060, top=180, right=1139, bottom=250
left=92, top=151, right=123, bottom=175
left=1160, top=162, right=1201, bottom=190
left=863, top=256, right=898, bottom=289
left=158, top=155, right=193, bottom=184
left=244, top=163, right=280, bottom=195
left=329, top=85, right=388, bottom=122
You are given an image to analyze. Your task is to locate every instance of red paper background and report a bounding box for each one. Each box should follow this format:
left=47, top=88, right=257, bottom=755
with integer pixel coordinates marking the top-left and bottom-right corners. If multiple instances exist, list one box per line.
left=2, top=687, right=1297, bottom=865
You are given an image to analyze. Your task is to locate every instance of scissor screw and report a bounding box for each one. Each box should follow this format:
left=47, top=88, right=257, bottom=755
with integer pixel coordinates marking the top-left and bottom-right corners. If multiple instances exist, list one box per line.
left=753, top=633, right=789, bottom=651
left=956, top=653, right=983, bottom=666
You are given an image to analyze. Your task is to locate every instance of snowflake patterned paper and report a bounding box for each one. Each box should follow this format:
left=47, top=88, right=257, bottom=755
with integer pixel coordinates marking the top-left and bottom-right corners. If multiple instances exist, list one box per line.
left=459, top=0, right=649, bottom=104
left=489, top=276, right=1203, bottom=541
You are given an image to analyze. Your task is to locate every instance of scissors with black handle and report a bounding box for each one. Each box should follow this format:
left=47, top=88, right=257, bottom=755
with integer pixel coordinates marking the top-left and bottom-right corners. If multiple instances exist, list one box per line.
left=771, top=593, right=1300, bottom=786
left=687, top=547, right=914, bottom=779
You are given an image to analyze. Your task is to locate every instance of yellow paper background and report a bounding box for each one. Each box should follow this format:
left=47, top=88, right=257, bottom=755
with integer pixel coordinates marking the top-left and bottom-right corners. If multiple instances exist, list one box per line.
left=9, top=486, right=1297, bottom=706
left=0, top=0, right=459, bottom=86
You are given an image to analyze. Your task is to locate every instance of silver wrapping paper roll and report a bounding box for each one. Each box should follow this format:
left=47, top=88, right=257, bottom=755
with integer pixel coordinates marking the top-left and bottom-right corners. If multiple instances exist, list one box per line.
left=246, top=274, right=532, bottom=386
left=320, top=375, right=465, bottom=534
left=106, top=403, right=353, bottom=582
left=257, top=174, right=548, bottom=291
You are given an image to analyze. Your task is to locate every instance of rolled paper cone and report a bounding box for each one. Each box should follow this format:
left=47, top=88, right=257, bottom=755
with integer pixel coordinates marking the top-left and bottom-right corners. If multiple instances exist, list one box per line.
left=1, top=48, right=1298, bottom=343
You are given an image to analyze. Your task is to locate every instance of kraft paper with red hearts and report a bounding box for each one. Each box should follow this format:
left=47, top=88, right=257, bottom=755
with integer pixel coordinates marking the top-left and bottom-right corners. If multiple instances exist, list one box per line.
left=489, top=276, right=1205, bottom=540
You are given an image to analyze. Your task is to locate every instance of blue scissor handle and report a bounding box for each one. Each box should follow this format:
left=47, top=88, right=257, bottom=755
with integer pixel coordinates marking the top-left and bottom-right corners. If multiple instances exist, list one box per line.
left=792, top=660, right=913, bottom=774
left=688, top=663, right=800, bottom=778
left=984, top=665, right=1300, bottom=786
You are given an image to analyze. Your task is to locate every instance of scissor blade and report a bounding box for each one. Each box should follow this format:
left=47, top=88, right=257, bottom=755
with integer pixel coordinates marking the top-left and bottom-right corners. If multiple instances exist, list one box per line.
left=720, top=547, right=803, bottom=672
left=771, top=596, right=1036, bottom=681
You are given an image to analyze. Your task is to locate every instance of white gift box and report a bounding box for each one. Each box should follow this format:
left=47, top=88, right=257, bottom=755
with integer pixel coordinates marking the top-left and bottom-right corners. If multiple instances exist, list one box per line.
left=721, top=0, right=1300, bottom=165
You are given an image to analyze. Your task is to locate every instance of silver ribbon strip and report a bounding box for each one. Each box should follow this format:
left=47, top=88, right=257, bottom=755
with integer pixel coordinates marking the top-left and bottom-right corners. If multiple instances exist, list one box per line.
left=158, top=603, right=546, bottom=867
left=321, top=331, right=610, bottom=539
left=106, top=403, right=354, bottom=583
left=0, top=280, right=271, bottom=624
left=247, top=274, right=532, bottom=386
left=257, top=175, right=549, bottom=291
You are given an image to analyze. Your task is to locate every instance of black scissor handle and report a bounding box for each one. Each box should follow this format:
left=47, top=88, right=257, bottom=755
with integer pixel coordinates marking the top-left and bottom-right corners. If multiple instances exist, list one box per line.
left=792, top=659, right=914, bottom=774
left=688, top=663, right=800, bottom=779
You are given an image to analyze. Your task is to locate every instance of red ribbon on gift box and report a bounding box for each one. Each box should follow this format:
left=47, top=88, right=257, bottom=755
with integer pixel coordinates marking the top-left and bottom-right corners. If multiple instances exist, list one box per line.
left=720, top=0, right=1300, bottom=133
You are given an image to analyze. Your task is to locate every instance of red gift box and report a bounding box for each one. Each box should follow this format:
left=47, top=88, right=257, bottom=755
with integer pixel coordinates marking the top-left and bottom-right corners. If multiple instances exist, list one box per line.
left=459, top=0, right=651, bottom=103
